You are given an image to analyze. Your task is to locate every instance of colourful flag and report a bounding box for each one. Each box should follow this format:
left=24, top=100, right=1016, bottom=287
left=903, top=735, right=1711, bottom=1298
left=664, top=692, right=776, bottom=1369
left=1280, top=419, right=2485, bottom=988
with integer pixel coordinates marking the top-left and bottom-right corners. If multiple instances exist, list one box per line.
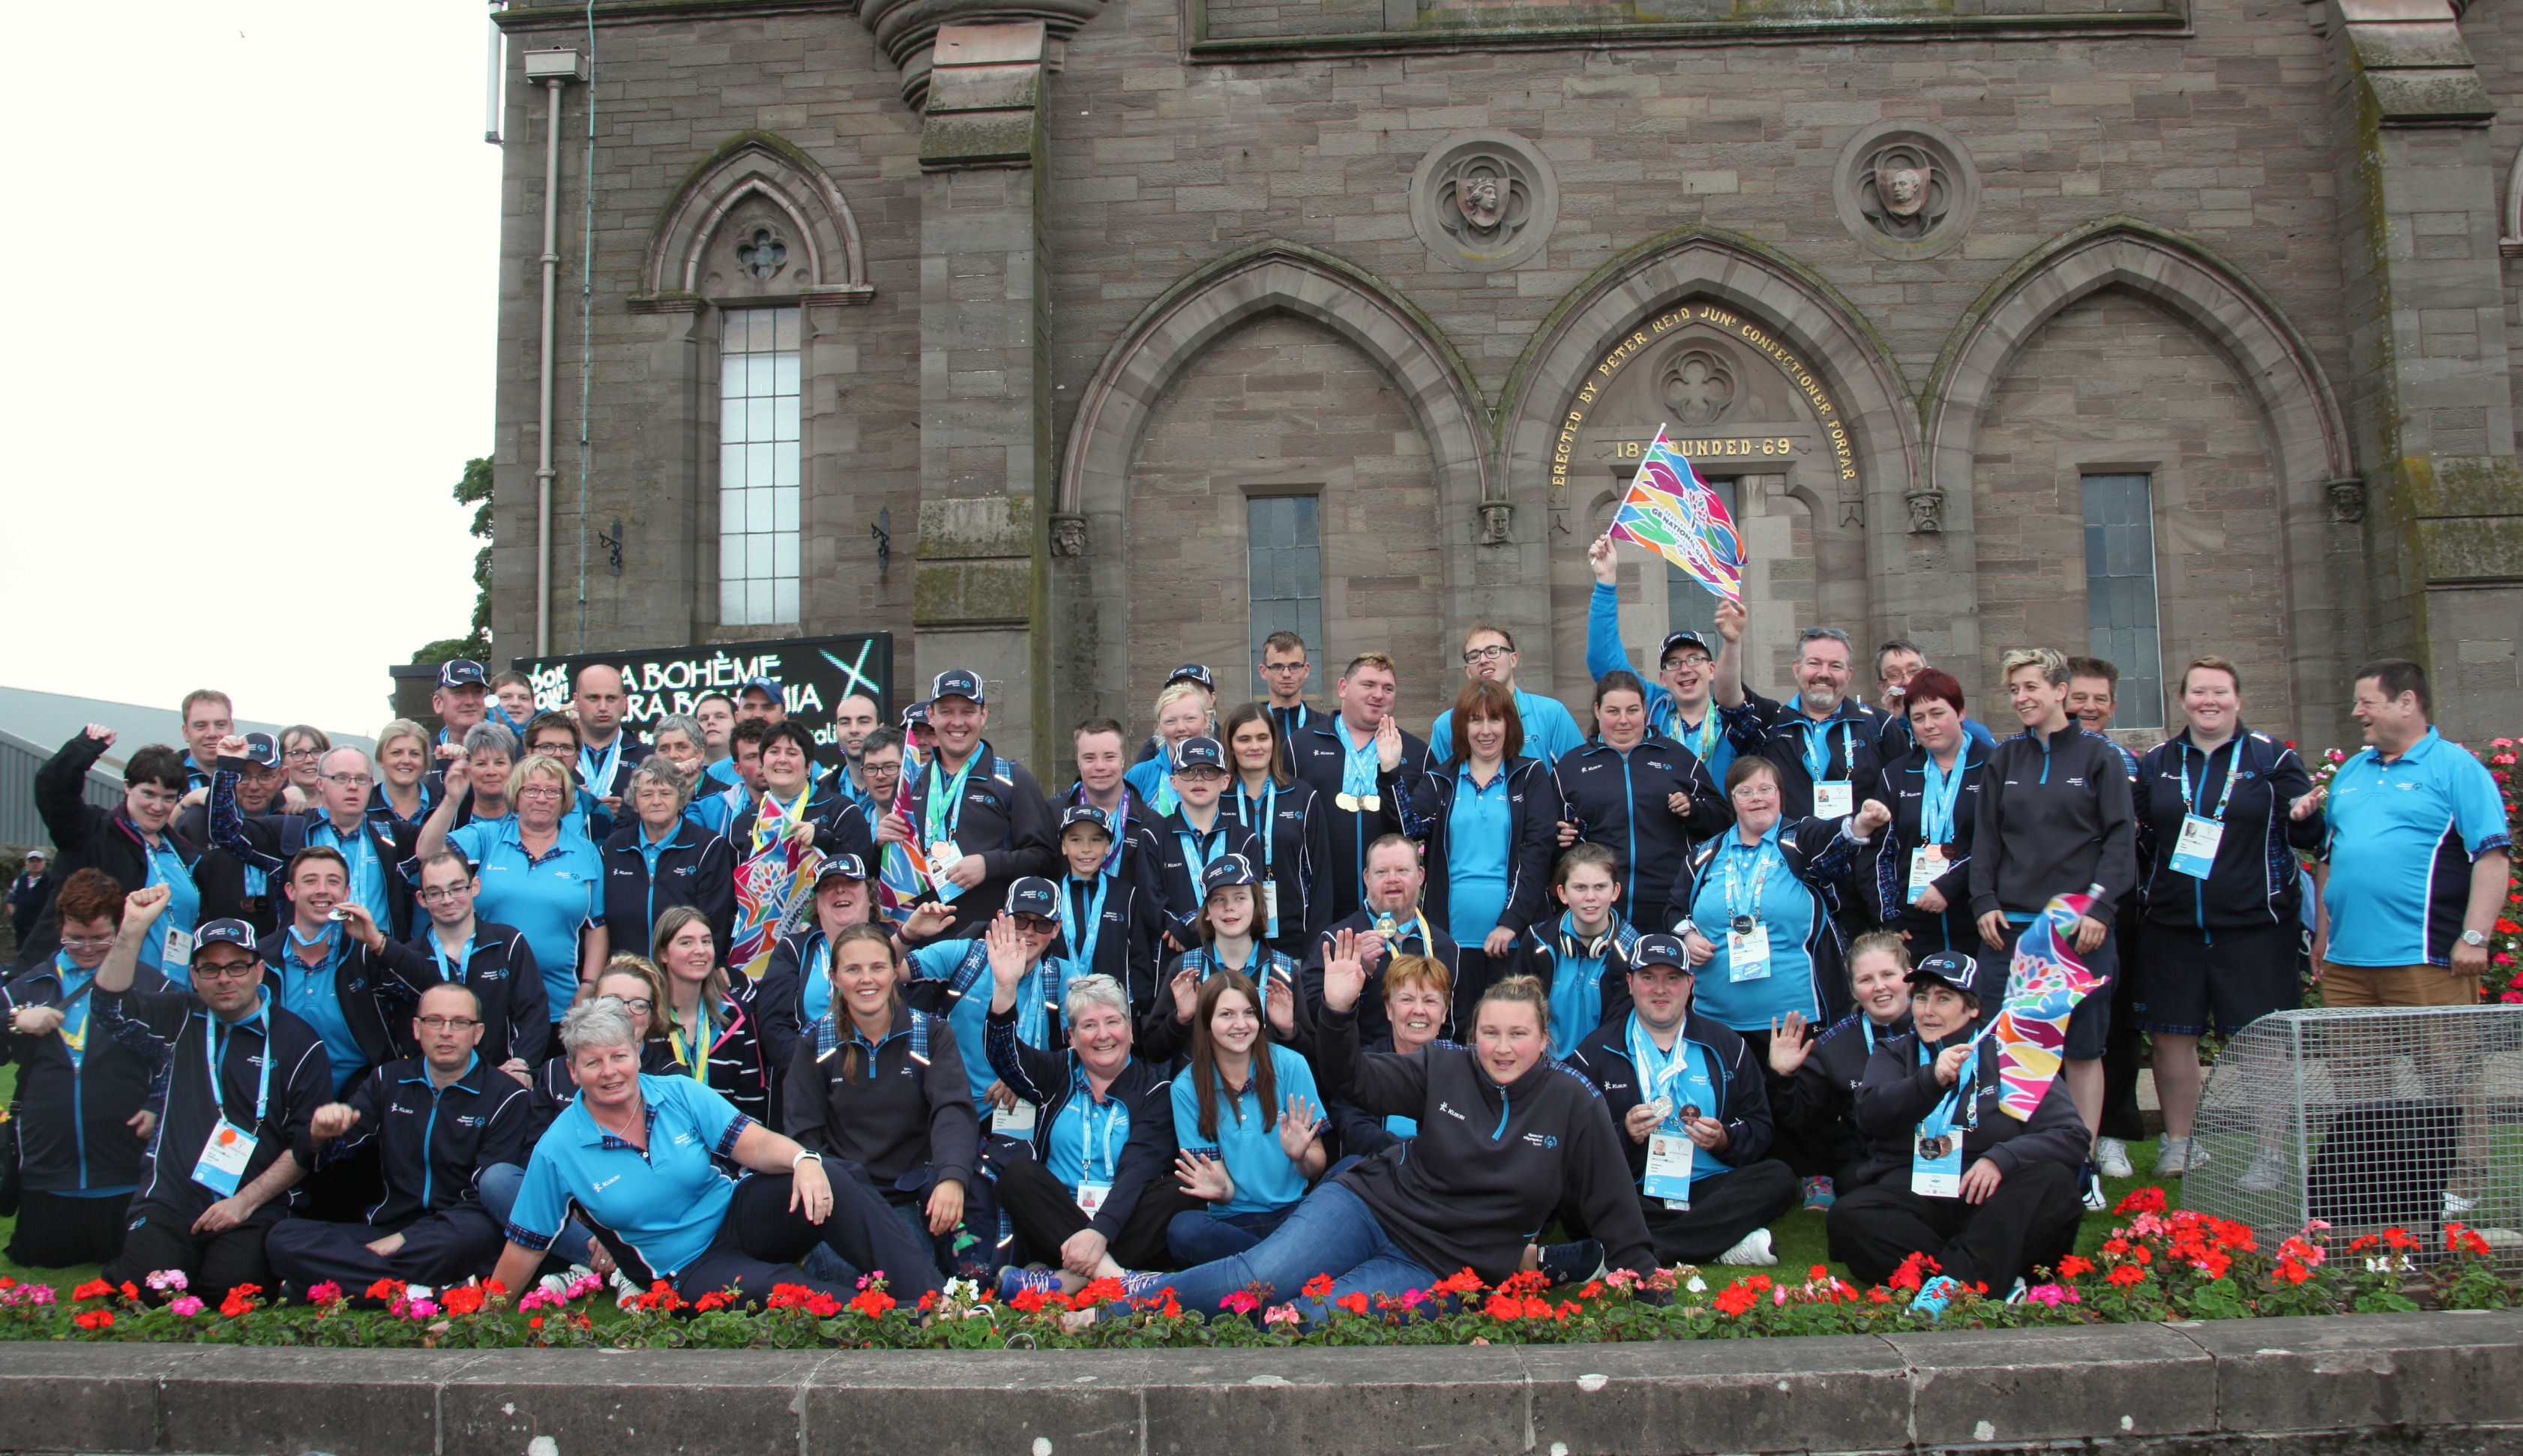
left=730, top=791, right=824, bottom=979
left=1983, top=892, right=2105, bottom=1122
left=1606, top=426, right=1748, bottom=606
left=876, top=764, right=930, bottom=928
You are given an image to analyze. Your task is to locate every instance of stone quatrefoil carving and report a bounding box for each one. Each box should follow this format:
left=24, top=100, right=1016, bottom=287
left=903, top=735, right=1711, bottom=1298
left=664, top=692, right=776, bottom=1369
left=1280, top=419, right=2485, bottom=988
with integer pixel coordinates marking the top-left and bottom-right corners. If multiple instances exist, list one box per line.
left=1661, top=349, right=1736, bottom=426
left=738, top=228, right=788, bottom=281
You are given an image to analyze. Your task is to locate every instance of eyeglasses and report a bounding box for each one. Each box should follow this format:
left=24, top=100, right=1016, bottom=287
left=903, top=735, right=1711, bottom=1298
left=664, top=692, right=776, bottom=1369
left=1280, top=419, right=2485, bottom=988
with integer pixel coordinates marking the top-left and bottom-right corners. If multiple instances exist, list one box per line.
left=1013, top=915, right=1060, bottom=935
left=415, top=886, right=474, bottom=903
left=1260, top=662, right=1308, bottom=673
left=321, top=773, right=376, bottom=789
left=1462, top=644, right=1513, bottom=664
left=194, top=960, right=262, bottom=982
left=518, top=786, right=567, bottom=801
left=282, top=747, right=322, bottom=762
left=416, top=1016, right=481, bottom=1032
left=1175, top=769, right=1227, bottom=784
left=602, top=996, right=653, bottom=1014
left=58, top=936, right=115, bottom=950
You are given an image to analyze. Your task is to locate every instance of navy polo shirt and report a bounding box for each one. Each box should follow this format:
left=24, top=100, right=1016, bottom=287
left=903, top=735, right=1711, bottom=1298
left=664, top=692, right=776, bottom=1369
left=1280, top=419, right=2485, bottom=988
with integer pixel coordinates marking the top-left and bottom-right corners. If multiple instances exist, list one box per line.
left=504, top=1074, right=751, bottom=1283
left=2321, top=729, right=2512, bottom=968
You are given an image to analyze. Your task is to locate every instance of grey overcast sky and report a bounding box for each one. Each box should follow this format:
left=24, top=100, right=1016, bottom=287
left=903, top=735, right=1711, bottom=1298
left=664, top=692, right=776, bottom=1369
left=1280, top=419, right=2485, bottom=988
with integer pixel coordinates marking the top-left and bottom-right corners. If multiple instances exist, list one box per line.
left=1, top=3, right=501, bottom=739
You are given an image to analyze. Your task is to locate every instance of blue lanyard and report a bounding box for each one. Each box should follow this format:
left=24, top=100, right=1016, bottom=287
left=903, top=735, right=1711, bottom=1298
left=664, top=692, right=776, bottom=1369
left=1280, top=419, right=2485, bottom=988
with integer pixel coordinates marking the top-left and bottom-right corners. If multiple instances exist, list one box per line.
left=1915, top=1039, right=1978, bottom=1131
left=580, top=736, right=624, bottom=798
left=921, top=753, right=978, bottom=848
left=1340, top=720, right=1380, bottom=797
left=2178, top=738, right=2244, bottom=823
left=1797, top=715, right=1853, bottom=785
left=205, top=1004, right=276, bottom=1130
left=1719, top=835, right=1778, bottom=921
left=1073, top=1068, right=1125, bottom=1183
left=1235, top=782, right=1278, bottom=873
left=1062, top=873, right=1113, bottom=972
left=1101, top=794, right=1131, bottom=875
left=1919, top=749, right=1971, bottom=844
left=1176, top=821, right=1227, bottom=886
left=431, top=927, right=477, bottom=984
left=1623, top=1012, right=1700, bottom=1131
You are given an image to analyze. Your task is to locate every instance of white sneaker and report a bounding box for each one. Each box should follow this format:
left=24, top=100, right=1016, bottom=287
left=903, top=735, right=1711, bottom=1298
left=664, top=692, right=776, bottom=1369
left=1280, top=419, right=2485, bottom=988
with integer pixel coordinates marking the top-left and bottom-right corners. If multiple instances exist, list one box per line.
left=1716, top=1228, right=1777, bottom=1266
left=2446, top=1188, right=2480, bottom=1218
left=2155, top=1135, right=2199, bottom=1176
left=609, top=1269, right=642, bottom=1311
left=2240, top=1148, right=2286, bottom=1194
left=2093, top=1136, right=2134, bottom=1179
left=538, top=1264, right=597, bottom=1302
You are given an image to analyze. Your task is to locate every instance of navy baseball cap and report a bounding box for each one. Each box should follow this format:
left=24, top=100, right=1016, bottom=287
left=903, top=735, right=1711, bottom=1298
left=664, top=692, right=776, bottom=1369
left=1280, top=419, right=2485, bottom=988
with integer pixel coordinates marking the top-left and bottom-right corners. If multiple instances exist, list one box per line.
left=1171, top=736, right=1226, bottom=773
left=192, top=919, right=261, bottom=960
left=814, top=853, right=870, bottom=884
left=1907, top=951, right=1980, bottom=999
left=1059, top=804, right=1115, bottom=840
left=1659, top=632, right=1713, bottom=665
left=1005, top=877, right=1059, bottom=920
left=1166, top=664, right=1215, bottom=693
left=437, top=659, right=488, bottom=689
left=930, top=668, right=985, bottom=705
left=1631, top=933, right=1692, bottom=972
left=901, top=701, right=930, bottom=729
left=1200, top=854, right=1260, bottom=897
left=740, top=676, right=783, bottom=703
left=238, top=732, right=283, bottom=770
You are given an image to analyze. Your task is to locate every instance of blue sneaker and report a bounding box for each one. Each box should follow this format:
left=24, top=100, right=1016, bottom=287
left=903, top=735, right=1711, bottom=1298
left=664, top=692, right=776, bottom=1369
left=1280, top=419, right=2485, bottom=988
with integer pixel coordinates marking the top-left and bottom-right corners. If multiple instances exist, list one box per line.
left=1801, top=1176, right=1837, bottom=1212
left=999, top=1265, right=1062, bottom=1302
left=1909, top=1275, right=1961, bottom=1320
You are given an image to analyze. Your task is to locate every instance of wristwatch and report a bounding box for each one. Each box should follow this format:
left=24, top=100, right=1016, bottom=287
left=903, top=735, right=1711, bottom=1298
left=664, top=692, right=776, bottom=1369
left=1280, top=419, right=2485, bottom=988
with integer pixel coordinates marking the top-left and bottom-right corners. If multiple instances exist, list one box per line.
left=2462, top=929, right=2491, bottom=948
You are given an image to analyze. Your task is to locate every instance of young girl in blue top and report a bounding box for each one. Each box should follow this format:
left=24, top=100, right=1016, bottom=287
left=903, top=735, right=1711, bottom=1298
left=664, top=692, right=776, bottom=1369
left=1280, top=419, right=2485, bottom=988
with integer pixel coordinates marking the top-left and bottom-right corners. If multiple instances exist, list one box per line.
left=1168, top=969, right=1326, bottom=1264
left=1503, top=843, right=1638, bottom=1060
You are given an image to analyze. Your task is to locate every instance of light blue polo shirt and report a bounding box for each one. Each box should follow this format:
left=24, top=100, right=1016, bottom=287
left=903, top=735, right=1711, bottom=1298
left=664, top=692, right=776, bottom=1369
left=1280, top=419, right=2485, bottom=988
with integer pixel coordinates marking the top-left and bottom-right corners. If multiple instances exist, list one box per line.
left=906, top=940, right=1075, bottom=1117
left=2322, top=729, right=2512, bottom=968
left=280, top=924, right=367, bottom=1094
left=1171, top=1043, right=1320, bottom=1216
left=136, top=837, right=200, bottom=983
left=1686, top=823, right=1823, bottom=1032
left=505, top=1075, right=749, bottom=1281
left=307, top=820, right=390, bottom=930
left=1429, top=688, right=1587, bottom=768
left=1441, top=763, right=1513, bottom=945
left=448, top=817, right=605, bottom=1016
left=1047, top=1065, right=1132, bottom=1196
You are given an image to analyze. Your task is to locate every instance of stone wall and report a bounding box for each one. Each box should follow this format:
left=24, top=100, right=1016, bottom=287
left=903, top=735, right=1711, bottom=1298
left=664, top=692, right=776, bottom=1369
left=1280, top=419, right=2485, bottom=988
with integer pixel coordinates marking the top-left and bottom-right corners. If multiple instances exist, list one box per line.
left=1971, top=285, right=2295, bottom=738
left=1124, top=313, right=1446, bottom=715
left=15, top=1311, right=2523, bottom=1456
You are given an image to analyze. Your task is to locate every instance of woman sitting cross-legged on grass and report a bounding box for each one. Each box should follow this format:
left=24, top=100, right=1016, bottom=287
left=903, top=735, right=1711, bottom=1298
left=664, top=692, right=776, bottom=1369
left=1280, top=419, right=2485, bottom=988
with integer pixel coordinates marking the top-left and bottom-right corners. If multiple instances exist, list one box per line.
left=1120, top=929, right=1657, bottom=1322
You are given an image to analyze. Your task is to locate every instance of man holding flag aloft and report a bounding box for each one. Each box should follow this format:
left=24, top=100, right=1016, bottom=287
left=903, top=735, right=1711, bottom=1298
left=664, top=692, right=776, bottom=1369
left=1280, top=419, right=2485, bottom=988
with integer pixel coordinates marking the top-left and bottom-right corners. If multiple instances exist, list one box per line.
left=877, top=670, right=1059, bottom=938
left=1829, top=941, right=2091, bottom=1314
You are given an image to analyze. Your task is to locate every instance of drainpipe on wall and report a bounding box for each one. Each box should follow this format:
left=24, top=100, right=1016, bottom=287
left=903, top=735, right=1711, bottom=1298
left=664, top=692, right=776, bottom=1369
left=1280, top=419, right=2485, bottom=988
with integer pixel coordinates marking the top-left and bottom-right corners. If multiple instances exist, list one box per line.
left=521, top=49, right=586, bottom=658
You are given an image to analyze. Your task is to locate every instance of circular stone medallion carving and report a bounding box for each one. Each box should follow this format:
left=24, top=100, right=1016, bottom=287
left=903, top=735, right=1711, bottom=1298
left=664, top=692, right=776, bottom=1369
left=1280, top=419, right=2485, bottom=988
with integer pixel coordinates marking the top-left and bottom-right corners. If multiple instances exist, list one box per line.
left=1832, top=121, right=1979, bottom=260
left=1410, top=130, right=1560, bottom=273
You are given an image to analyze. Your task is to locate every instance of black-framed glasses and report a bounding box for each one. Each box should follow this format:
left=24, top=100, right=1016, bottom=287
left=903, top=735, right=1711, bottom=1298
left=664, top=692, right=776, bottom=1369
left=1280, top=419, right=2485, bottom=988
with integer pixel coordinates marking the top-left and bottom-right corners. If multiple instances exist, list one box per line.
left=416, top=1016, right=481, bottom=1032
left=1462, top=644, right=1512, bottom=664
left=1013, top=915, right=1060, bottom=935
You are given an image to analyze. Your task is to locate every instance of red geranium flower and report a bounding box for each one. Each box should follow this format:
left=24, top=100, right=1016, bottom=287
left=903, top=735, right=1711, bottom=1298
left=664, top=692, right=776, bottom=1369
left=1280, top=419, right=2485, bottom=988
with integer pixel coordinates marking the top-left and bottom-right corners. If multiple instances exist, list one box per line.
left=2106, top=1265, right=2147, bottom=1287
left=1301, top=1273, right=1337, bottom=1300
left=1333, top=1291, right=1371, bottom=1317
left=70, top=1280, right=111, bottom=1302
left=847, top=1289, right=896, bottom=1318
left=73, top=1310, right=113, bottom=1331
left=2114, top=1187, right=2168, bottom=1217
left=2057, top=1255, right=2093, bottom=1278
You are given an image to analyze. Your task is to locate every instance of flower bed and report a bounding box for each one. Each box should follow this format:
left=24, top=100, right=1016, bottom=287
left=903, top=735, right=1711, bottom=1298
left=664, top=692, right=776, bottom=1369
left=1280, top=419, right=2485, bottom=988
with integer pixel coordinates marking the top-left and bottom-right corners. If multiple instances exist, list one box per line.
left=5, top=1191, right=2516, bottom=1350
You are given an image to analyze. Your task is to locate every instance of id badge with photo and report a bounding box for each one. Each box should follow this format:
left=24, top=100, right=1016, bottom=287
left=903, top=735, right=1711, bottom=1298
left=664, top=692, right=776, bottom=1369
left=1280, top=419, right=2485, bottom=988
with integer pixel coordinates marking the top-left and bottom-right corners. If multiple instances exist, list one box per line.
left=1643, top=1132, right=1694, bottom=1210
left=928, top=841, right=968, bottom=903
left=163, top=926, right=195, bottom=966
left=1912, top=1121, right=1962, bottom=1200
left=1906, top=846, right=1948, bottom=905
left=995, top=1098, right=1038, bottom=1138
left=2169, top=814, right=2225, bottom=879
left=1812, top=780, right=1854, bottom=819
left=192, top=1118, right=256, bottom=1198
left=1074, top=1181, right=1112, bottom=1218
left=1727, top=924, right=1772, bottom=981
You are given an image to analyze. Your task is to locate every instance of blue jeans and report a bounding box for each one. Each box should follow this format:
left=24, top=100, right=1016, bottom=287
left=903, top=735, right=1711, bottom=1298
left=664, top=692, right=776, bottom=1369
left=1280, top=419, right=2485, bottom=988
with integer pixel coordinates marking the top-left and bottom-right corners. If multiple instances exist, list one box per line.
left=1166, top=1205, right=1293, bottom=1266
left=477, top=1163, right=594, bottom=1266
left=1161, top=1181, right=1434, bottom=1324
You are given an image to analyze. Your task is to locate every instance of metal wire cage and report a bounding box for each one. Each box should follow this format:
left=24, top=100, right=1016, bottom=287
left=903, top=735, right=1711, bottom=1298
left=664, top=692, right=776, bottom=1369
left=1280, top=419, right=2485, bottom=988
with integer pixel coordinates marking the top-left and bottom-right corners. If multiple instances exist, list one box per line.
left=2185, top=1004, right=2523, bottom=1269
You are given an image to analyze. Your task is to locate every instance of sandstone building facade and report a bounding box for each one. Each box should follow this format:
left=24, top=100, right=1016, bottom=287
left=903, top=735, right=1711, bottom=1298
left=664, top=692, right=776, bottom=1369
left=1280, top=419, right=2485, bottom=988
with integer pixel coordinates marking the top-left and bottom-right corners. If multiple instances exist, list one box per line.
left=488, top=0, right=2523, bottom=767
